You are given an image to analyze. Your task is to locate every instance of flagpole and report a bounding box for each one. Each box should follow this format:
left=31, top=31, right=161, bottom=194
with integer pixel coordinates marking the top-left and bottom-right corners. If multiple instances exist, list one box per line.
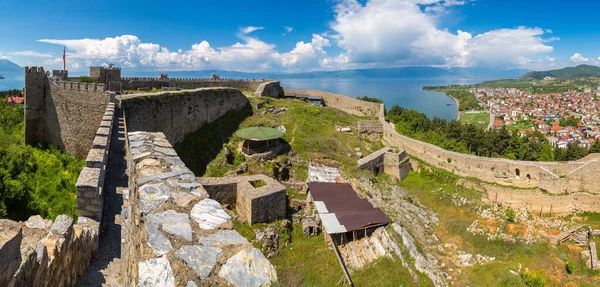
left=63, top=46, right=66, bottom=72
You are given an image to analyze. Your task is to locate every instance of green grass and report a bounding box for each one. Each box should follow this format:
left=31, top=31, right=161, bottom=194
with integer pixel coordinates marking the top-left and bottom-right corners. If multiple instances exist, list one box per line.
left=460, top=112, right=490, bottom=127
left=178, top=96, right=383, bottom=179
left=352, top=256, right=433, bottom=287
left=396, top=162, right=600, bottom=286
left=267, top=224, right=344, bottom=287
left=504, top=120, right=534, bottom=131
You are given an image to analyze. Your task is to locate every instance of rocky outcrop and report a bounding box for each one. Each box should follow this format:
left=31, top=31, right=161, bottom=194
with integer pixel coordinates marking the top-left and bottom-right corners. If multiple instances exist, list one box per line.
left=123, top=131, right=278, bottom=286
left=0, top=215, right=99, bottom=287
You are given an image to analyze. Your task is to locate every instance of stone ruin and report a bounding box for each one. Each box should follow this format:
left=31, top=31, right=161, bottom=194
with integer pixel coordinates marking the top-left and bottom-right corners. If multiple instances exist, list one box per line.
left=123, top=131, right=278, bottom=286
left=198, top=175, right=287, bottom=225
left=357, top=147, right=411, bottom=181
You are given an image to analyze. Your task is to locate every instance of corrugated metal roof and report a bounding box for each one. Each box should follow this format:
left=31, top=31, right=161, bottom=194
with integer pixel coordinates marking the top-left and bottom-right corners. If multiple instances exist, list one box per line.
left=314, top=201, right=329, bottom=214
left=320, top=213, right=347, bottom=234
left=308, top=182, right=391, bottom=233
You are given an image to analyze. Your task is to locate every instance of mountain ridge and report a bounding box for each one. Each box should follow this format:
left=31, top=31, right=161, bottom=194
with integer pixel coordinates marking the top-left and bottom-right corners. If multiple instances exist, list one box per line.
left=519, top=64, right=600, bottom=80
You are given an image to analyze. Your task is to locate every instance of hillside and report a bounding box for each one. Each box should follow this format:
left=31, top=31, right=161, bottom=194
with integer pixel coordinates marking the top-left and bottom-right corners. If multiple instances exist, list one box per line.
left=0, top=59, right=22, bottom=74
left=519, top=64, right=600, bottom=80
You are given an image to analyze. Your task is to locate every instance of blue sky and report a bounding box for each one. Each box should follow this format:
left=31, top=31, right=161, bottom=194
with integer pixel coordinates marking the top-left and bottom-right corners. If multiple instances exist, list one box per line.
left=1, top=0, right=598, bottom=72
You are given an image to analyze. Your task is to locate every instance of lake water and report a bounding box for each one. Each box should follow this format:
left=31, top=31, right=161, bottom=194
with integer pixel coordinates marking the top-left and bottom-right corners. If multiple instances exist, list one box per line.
left=281, top=78, right=484, bottom=121
left=0, top=75, right=23, bottom=92
left=1, top=75, right=485, bottom=121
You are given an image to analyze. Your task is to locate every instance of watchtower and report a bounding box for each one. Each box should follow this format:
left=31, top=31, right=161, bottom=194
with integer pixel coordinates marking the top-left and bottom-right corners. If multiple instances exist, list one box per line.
left=90, top=64, right=122, bottom=92
left=24, top=67, right=50, bottom=145
left=158, top=73, right=168, bottom=80
left=52, top=70, right=69, bottom=80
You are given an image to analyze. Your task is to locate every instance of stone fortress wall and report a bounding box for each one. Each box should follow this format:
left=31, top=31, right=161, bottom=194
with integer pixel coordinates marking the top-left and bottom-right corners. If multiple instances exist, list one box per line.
left=198, top=175, right=287, bottom=225
left=120, top=77, right=267, bottom=91
left=120, top=88, right=250, bottom=144
left=122, top=131, right=277, bottom=286
left=357, top=147, right=411, bottom=181
left=0, top=215, right=99, bottom=287
left=76, top=102, right=116, bottom=221
left=303, top=87, right=600, bottom=211
left=24, top=67, right=112, bottom=158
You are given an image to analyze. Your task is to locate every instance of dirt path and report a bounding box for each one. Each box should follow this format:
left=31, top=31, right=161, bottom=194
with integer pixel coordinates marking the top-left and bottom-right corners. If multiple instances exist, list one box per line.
left=77, top=107, right=127, bottom=287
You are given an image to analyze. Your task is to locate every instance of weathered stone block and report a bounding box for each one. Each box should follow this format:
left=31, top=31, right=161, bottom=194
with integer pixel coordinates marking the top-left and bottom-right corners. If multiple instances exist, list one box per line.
left=218, top=248, right=278, bottom=286
left=174, top=245, right=222, bottom=279
left=92, top=135, right=109, bottom=149
left=85, top=148, right=107, bottom=168
left=0, top=220, right=22, bottom=286
left=138, top=258, right=174, bottom=287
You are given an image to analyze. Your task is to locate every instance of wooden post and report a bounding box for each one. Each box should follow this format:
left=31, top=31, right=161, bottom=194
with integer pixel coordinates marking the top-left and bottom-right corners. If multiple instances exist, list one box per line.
left=550, top=205, right=552, bottom=217
left=540, top=206, right=543, bottom=217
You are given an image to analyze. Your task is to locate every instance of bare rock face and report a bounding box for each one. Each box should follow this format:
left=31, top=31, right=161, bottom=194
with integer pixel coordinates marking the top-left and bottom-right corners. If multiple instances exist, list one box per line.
left=138, top=257, right=175, bottom=287
left=0, top=219, right=22, bottom=286
left=255, top=225, right=279, bottom=258
left=174, top=245, right=222, bottom=279
left=218, top=248, right=278, bottom=287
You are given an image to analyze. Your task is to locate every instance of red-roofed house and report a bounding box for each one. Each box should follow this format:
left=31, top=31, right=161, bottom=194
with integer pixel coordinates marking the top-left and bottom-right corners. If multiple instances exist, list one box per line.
left=6, top=96, right=24, bottom=106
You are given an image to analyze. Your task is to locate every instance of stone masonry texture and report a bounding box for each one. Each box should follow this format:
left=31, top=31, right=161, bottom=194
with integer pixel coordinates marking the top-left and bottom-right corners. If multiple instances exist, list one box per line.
left=24, top=67, right=111, bottom=158
left=0, top=215, right=99, bottom=287
left=121, top=88, right=250, bottom=144
left=123, top=131, right=277, bottom=286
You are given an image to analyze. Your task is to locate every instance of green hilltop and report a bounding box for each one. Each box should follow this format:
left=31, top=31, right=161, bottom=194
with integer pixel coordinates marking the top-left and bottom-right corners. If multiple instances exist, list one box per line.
left=519, top=64, right=600, bottom=80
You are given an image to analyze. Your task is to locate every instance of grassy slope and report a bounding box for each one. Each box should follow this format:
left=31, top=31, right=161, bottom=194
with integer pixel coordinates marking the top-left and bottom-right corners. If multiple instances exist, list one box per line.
left=396, top=164, right=600, bottom=286
left=183, top=96, right=419, bottom=286
left=177, top=96, right=384, bottom=179
left=460, top=113, right=490, bottom=127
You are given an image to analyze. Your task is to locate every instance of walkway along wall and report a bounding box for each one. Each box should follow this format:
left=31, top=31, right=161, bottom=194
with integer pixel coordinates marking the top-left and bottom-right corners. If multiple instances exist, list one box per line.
left=120, top=78, right=267, bottom=91
left=310, top=87, right=600, bottom=196
left=24, top=67, right=112, bottom=158
left=122, top=131, right=277, bottom=286
left=120, top=88, right=250, bottom=144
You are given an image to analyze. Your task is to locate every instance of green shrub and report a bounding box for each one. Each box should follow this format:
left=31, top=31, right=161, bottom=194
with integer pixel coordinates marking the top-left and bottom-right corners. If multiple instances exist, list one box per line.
left=521, top=271, right=546, bottom=287
left=506, top=208, right=516, bottom=223
left=566, top=260, right=574, bottom=274
left=78, top=76, right=95, bottom=83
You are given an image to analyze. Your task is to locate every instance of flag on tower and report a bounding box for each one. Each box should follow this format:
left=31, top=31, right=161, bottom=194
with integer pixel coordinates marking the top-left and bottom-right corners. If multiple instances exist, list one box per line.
left=62, top=46, right=66, bottom=72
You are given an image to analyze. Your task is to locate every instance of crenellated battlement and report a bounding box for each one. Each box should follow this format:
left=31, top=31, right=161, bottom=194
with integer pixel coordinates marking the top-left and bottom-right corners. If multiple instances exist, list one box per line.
left=120, top=76, right=264, bottom=82
left=52, top=78, right=106, bottom=92
left=25, top=66, right=46, bottom=76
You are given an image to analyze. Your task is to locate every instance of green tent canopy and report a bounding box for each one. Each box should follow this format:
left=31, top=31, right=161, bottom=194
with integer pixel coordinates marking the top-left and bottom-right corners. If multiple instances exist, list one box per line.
left=235, top=127, right=284, bottom=141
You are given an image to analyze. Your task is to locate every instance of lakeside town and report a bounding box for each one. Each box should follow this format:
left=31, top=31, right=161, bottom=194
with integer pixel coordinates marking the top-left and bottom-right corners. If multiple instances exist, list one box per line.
left=471, top=86, right=600, bottom=149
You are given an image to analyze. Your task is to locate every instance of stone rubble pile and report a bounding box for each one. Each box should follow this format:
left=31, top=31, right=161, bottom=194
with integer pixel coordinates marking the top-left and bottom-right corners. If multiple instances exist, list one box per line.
left=123, top=131, right=277, bottom=286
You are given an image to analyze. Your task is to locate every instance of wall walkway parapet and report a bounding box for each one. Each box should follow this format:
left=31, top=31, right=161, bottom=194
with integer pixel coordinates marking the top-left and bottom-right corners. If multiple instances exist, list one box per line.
left=122, top=131, right=277, bottom=286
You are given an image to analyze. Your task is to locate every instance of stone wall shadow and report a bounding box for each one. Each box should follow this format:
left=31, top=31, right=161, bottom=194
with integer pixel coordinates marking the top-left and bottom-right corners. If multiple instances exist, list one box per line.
left=174, top=105, right=253, bottom=176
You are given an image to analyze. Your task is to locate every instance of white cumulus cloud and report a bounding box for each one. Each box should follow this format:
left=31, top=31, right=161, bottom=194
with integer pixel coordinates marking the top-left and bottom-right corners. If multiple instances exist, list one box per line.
left=240, top=26, right=264, bottom=34
left=570, top=53, right=590, bottom=62
left=31, top=0, right=563, bottom=72
left=329, top=0, right=555, bottom=69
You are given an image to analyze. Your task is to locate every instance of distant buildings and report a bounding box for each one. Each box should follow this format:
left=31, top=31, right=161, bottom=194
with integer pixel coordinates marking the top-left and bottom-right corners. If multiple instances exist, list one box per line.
left=475, top=86, right=600, bottom=149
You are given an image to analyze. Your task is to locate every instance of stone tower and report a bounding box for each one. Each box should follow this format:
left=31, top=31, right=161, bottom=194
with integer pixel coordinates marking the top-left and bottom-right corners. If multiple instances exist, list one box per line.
left=24, top=67, right=50, bottom=145
left=90, top=64, right=122, bottom=91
